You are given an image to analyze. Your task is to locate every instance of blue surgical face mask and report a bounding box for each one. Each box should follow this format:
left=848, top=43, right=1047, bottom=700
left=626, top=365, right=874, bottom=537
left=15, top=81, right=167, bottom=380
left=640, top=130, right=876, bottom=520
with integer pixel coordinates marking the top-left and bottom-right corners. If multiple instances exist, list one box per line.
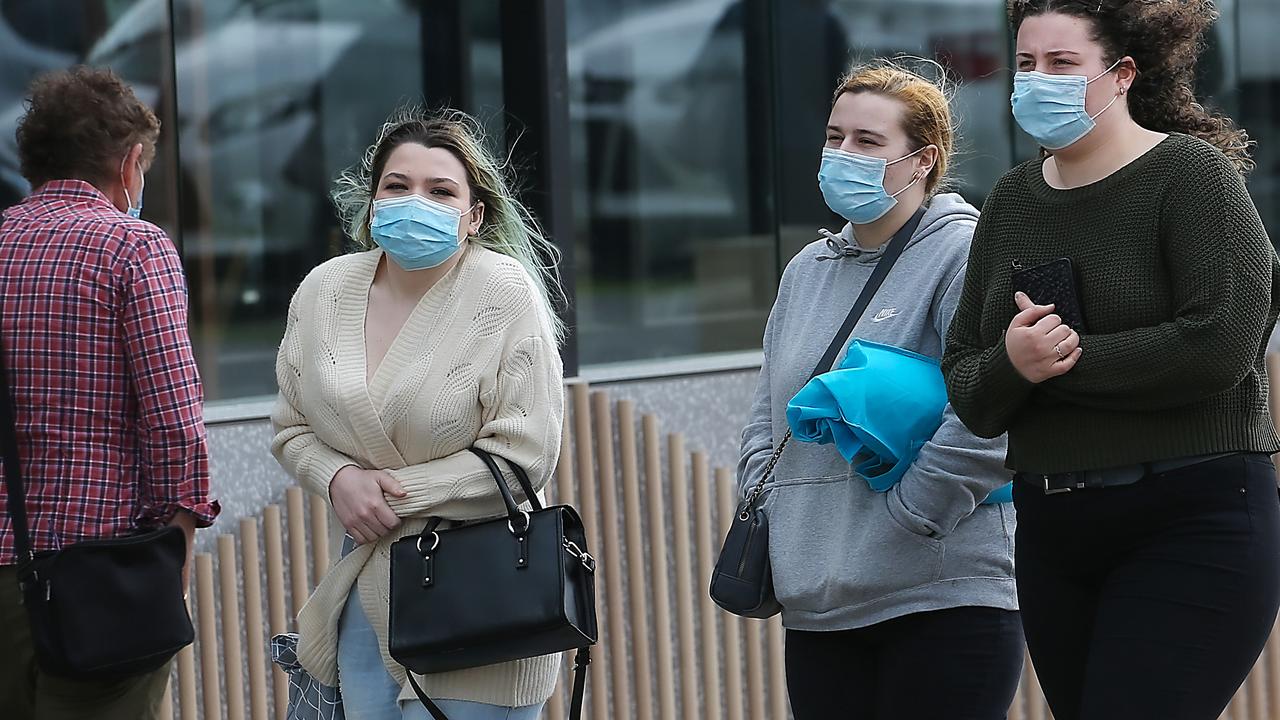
left=370, top=194, right=470, bottom=271
left=1011, top=58, right=1123, bottom=150
left=120, top=157, right=143, bottom=219
left=818, top=146, right=926, bottom=225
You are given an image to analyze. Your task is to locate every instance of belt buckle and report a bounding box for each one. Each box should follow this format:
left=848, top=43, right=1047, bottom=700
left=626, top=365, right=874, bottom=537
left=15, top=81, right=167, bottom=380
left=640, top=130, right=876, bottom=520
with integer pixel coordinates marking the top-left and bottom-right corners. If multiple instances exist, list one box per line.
left=1043, top=474, right=1074, bottom=495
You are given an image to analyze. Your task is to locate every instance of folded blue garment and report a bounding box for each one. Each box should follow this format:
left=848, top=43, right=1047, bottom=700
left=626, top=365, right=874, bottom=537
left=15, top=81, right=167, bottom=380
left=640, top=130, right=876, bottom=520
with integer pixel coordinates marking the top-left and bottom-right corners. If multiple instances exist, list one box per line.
left=786, top=339, right=1011, bottom=504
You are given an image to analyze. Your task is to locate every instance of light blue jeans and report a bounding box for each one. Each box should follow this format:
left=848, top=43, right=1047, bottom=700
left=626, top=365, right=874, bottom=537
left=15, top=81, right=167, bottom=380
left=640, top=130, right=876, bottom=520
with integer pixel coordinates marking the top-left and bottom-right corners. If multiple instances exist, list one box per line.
left=336, top=578, right=543, bottom=720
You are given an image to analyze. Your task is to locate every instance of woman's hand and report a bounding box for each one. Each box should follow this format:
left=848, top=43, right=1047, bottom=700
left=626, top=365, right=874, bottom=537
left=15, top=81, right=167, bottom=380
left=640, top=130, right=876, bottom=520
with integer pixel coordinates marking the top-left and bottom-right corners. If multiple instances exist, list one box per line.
left=1006, top=292, right=1082, bottom=383
left=329, top=466, right=408, bottom=545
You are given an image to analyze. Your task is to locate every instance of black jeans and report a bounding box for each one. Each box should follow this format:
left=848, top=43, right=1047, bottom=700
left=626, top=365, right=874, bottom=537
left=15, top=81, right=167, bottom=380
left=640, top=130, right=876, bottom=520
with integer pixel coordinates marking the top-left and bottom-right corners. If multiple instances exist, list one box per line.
left=785, top=606, right=1025, bottom=719
left=1013, top=453, right=1280, bottom=720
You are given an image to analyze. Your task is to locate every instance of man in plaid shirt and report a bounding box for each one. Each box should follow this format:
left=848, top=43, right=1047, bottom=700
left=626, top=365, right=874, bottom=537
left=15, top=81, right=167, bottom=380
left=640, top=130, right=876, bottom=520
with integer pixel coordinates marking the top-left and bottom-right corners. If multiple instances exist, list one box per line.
left=0, top=67, right=218, bottom=720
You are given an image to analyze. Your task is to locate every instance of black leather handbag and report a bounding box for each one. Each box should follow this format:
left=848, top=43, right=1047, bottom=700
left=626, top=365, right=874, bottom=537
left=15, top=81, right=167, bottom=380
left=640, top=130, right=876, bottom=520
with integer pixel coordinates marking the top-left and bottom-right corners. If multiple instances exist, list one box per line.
left=710, top=207, right=925, bottom=618
left=0, top=332, right=194, bottom=680
left=388, top=447, right=598, bottom=720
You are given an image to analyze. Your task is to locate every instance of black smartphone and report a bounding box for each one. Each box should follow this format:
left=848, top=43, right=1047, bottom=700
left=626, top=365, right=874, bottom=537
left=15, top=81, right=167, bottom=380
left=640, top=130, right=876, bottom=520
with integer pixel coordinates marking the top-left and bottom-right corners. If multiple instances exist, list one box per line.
left=1010, top=257, right=1088, bottom=332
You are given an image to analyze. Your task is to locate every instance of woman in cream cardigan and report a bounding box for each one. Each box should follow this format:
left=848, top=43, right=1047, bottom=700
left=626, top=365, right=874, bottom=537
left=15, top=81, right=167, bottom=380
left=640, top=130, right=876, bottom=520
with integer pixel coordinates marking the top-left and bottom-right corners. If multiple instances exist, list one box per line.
left=270, top=107, right=566, bottom=720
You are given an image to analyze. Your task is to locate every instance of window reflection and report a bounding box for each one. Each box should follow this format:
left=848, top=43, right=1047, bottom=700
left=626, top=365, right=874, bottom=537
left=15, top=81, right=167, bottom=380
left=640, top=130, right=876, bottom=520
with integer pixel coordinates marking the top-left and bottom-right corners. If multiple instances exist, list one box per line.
left=169, top=0, right=423, bottom=399
left=1, top=0, right=1273, bottom=398
left=1236, top=0, right=1279, bottom=238
left=567, top=0, right=776, bottom=367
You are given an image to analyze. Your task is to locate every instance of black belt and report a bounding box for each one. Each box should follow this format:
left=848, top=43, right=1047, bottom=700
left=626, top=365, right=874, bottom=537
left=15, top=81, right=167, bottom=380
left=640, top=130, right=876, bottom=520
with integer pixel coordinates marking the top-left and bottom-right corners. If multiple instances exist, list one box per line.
left=1026, top=452, right=1239, bottom=495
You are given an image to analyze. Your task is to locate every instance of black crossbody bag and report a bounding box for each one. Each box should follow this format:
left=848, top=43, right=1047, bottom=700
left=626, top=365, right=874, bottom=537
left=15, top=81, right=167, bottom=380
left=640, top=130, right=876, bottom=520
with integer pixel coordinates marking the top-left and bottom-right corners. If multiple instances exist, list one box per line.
left=0, top=332, right=194, bottom=679
left=709, top=207, right=925, bottom=618
left=388, top=447, right=598, bottom=720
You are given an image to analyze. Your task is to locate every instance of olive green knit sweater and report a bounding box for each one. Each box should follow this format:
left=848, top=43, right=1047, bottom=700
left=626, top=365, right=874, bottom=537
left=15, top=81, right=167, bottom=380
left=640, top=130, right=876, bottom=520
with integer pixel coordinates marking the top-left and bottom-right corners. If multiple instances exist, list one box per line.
left=942, top=133, right=1280, bottom=473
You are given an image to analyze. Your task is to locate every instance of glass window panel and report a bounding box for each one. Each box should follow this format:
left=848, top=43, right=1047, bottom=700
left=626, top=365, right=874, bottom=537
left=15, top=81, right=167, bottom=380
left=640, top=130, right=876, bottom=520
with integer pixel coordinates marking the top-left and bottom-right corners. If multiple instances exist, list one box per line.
left=172, top=0, right=425, bottom=400
left=0, top=0, right=181, bottom=238
left=566, top=0, right=776, bottom=367
left=776, top=0, right=1013, bottom=260
left=1237, top=0, right=1279, bottom=239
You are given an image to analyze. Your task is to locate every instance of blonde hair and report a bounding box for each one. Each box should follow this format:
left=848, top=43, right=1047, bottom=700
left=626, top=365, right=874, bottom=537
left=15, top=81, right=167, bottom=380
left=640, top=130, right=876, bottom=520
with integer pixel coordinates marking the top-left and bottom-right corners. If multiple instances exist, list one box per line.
left=834, top=58, right=957, bottom=196
left=331, top=106, right=567, bottom=341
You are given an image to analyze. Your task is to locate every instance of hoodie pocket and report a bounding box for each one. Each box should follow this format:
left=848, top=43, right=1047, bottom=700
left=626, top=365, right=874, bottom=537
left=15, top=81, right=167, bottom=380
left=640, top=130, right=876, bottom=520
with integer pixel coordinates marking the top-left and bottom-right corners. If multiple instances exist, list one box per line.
left=764, top=474, right=943, bottom=616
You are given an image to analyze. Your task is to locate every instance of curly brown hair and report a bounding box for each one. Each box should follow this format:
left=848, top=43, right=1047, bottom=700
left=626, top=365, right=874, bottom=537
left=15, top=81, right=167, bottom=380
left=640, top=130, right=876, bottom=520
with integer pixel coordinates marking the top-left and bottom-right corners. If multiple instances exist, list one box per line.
left=1007, top=0, right=1253, bottom=175
left=16, top=66, right=161, bottom=188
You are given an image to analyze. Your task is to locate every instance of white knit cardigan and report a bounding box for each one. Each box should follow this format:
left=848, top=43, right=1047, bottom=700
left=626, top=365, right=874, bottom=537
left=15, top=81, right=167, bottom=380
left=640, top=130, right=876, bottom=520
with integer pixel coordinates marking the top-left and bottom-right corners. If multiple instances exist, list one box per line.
left=270, top=245, right=564, bottom=706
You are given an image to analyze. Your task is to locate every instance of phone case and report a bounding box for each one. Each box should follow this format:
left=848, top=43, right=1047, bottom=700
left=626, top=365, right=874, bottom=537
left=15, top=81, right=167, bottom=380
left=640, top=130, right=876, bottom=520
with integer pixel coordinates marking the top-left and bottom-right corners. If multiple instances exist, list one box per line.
left=1010, top=257, right=1088, bottom=332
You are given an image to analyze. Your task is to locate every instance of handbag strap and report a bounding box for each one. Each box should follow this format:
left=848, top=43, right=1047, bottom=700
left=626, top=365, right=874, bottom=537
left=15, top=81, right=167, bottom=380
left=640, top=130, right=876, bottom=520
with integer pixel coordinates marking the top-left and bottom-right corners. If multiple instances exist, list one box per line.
left=417, top=449, right=545, bottom=539
left=406, top=646, right=591, bottom=720
left=0, top=325, right=32, bottom=565
left=742, top=206, right=927, bottom=508
left=807, top=205, right=925, bottom=383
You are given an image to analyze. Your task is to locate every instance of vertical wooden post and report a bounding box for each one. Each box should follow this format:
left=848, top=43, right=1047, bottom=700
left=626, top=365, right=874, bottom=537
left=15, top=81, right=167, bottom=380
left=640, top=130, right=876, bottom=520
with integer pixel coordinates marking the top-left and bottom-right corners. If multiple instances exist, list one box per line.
left=195, top=553, right=221, bottom=720
left=263, top=505, right=289, bottom=718
left=693, top=454, right=724, bottom=720
left=158, top=683, right=174, bottom=720
left=241, top=519, right=270, bottom=720
left=286, top=487, right=309, bottom=617
left=717, top=468, right=746, bottom=720
left=620, top=400, right=655, bottom=720
left=177, top=637, right=197, bottom=720
left=745, top=620, right=766, bottom=719
left=767, top=617, right=788, bottom=720
left=668, top=434, right=699, bottom=720
left=1026, top=651, right=1046, bottom=720
left=644, top=414, right=678, bottom=720
left=593, top=391, right=632, bottom=719
left=569, top=382, right=609, bottom=720
left=219, top=535, right=246, bottom=720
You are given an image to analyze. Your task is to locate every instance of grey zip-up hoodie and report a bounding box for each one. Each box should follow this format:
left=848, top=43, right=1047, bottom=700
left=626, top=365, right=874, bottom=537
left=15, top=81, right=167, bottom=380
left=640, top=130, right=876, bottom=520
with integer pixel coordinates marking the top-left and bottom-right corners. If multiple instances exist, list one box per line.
left=739, top=193, right=1017, bottom=631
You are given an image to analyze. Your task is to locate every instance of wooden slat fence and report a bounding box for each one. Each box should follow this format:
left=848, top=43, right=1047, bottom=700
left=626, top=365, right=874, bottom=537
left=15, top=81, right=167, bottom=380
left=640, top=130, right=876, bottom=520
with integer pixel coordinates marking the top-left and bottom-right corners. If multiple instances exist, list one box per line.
left=164, top=378, right=1280, bottom=719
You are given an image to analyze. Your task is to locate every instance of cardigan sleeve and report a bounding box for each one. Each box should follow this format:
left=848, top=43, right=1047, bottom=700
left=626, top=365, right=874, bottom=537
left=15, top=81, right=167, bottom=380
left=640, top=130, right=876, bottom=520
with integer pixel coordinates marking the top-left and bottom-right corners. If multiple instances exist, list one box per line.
left=270, top=286, right=358, bottom=499
left=385, top=332, right=565, bottom=521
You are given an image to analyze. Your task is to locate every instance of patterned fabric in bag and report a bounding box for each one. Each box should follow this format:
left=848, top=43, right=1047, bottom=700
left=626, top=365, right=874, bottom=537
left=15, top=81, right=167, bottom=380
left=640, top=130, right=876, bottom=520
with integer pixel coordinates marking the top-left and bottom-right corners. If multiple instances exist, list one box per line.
left=270, top=633, right=344, bottom=720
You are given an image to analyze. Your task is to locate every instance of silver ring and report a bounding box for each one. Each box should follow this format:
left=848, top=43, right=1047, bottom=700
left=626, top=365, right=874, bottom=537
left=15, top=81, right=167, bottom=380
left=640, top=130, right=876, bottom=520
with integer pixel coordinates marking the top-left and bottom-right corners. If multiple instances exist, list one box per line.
left=1054, top=343, right=1065, bottom=360
left=417, top=532, right=440, bottom=555
left=507, top=509, right=531, bottom=535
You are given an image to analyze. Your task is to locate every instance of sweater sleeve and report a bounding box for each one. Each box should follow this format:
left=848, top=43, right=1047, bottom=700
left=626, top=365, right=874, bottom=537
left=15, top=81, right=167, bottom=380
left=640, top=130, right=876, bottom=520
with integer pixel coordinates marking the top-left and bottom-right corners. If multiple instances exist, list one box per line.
left=1043, top=151, right=1276, bottom=410
left=941, top=204, right=1036, bottom=438
left=385, top=333, right=565, bottom=521
left=270, top=286, right=358, bottom=499
left=890, top=264, right=1013, bottom=537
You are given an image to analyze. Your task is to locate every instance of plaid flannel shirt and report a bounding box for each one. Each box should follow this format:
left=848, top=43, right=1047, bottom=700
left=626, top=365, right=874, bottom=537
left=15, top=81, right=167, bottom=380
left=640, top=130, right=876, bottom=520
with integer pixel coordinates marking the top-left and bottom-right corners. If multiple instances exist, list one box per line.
left=0, top=180, right=218, bottom=562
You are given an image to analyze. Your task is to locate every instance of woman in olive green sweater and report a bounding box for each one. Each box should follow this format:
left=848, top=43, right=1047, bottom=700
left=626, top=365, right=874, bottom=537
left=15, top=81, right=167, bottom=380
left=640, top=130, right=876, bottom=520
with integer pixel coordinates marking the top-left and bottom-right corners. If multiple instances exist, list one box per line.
left=942, top=2, right=1280, bottom=719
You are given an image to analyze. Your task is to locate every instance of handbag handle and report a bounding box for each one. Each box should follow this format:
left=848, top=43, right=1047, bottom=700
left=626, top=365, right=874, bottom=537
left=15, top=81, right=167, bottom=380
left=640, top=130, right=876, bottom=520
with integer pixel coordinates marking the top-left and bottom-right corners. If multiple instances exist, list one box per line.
left=415, top=448, right=542, bottom=542
left=742, top=206, right=926, bottom=509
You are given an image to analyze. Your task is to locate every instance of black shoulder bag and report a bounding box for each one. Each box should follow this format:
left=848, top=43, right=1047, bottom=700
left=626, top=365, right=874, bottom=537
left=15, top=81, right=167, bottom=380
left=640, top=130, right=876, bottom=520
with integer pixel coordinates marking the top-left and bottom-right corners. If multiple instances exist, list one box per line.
left=0, top=332, right=194, bottom=679
left=388, top=447, right=598, bottom=720
left=709, top=207, right=926, bottom=618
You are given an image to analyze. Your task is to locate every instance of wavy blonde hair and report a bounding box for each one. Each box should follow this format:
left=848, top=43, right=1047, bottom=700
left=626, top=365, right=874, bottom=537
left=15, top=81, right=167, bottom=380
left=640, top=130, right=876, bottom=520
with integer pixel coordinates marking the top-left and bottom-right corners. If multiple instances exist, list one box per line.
left=331, top=106, right=567, bottom=341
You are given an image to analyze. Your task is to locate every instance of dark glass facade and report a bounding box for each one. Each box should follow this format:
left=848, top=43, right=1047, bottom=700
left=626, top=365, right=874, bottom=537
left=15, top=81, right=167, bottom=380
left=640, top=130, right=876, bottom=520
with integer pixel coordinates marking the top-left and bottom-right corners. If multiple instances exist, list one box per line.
left=1, top=0, right=1276, bottom=401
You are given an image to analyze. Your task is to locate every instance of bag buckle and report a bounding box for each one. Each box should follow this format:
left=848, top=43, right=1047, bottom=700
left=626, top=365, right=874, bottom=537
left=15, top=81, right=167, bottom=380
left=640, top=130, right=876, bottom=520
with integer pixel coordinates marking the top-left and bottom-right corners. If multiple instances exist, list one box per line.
left=563, top=540, right=596, bottom=574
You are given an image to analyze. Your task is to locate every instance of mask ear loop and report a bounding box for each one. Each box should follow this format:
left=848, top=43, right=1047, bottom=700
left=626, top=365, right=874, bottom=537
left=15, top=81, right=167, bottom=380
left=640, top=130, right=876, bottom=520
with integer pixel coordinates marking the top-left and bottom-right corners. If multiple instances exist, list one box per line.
left=886, top=144, right=935, bottom=198
left=1085, top=57, right=1127, bottom=121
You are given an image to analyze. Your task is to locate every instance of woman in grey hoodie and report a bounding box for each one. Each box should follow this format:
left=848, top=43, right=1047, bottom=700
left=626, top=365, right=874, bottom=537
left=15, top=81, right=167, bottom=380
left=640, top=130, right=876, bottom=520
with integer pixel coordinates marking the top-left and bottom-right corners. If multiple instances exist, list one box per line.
left=738, top=61, right=1023, bottom=719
